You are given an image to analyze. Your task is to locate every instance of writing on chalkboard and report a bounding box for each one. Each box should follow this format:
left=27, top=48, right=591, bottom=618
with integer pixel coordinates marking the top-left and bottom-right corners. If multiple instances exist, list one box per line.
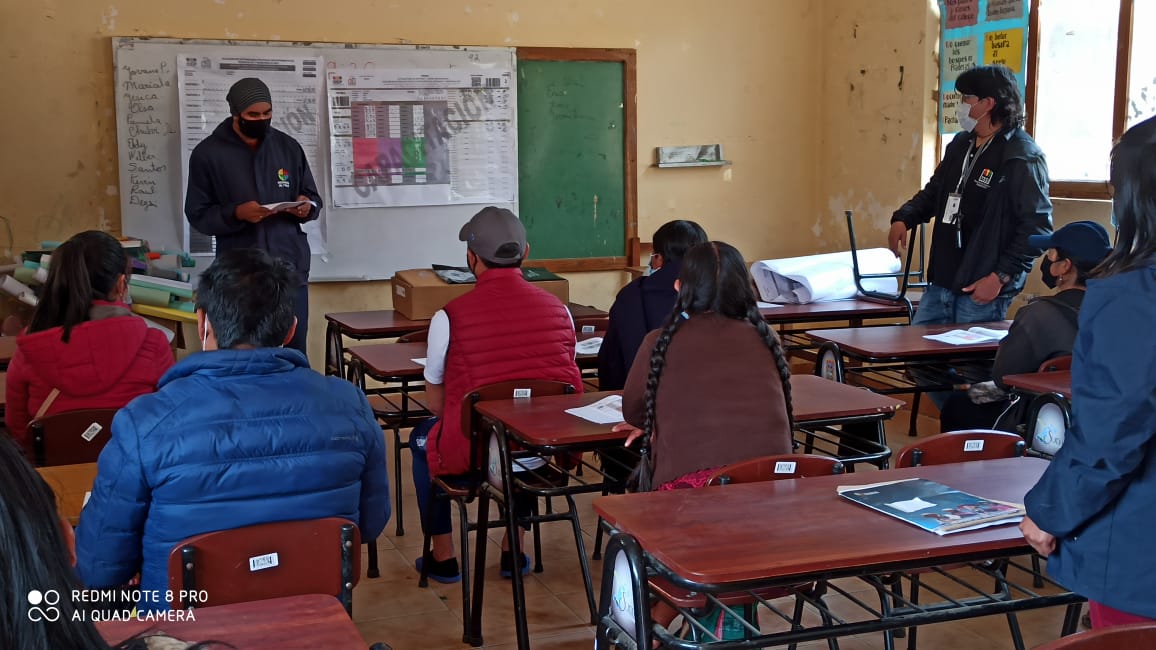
left=121, top=62, right=174, bottom=214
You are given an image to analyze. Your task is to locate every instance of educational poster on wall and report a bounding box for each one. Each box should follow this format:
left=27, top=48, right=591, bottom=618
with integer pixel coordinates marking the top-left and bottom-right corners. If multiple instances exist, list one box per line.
left=177, top=54, right=328, bottom=255
left=327, top=68, right=515, bottom=208
left=938, top=0, right=1029, bottom=134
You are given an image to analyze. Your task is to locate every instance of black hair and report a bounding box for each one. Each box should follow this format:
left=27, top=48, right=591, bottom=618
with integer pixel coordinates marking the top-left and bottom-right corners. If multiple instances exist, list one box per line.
left=195, top=249, right=296, bottom=349
left=1096, top=115, right=1156, bottom=277
left=28, top=231, right=128, bottom=343
left=652, top=220, right=708, bottom=264
left=635, top=241, right=793, bottom=491
left=0, top=436, right=111, bottom=649
left=478, top=242, right=525, bottom=269
left=1051, top=248, right=1095, bottom=285
left=956, top=65, right=1024, bottom=129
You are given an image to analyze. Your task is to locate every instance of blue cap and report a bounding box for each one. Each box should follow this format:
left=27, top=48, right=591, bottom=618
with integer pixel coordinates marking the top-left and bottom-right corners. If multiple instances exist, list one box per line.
left=1027, top=221, right=1112, bottom=267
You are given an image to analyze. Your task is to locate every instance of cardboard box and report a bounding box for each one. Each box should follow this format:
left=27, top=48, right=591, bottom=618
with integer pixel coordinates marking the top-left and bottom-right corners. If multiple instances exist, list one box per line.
left=391, top=268, right=569, bottom=320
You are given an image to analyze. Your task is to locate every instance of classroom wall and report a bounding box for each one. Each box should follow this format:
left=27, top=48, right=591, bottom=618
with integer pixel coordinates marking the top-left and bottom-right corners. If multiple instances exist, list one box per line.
left=1, top=0, right=824, bottom=364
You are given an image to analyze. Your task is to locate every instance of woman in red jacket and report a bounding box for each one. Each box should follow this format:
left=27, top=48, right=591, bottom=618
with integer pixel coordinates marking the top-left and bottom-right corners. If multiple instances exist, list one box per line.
left=5, top=231, right=174, bottom=450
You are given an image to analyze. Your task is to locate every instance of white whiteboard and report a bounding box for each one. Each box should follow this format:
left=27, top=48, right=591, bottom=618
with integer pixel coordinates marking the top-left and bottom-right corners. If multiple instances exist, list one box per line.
left=113, top=38, right=517, bottom=281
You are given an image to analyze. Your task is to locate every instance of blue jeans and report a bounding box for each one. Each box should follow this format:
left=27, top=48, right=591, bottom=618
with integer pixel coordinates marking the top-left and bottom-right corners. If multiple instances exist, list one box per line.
left=913, top=284, right=1015, bottom=409
left=409, top=417, right=533, bottom=537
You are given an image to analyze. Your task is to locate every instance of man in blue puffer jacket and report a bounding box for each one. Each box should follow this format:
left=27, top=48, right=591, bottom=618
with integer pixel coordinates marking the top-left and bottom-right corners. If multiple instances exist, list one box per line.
left=76, top=248, right=389, bottom=611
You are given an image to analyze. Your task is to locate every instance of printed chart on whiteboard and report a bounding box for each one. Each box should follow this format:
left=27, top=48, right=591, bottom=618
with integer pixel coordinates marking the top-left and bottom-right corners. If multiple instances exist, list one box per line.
left=327, top=68, right=515, bottom=208
left=177, top=54, right=328, bottom=255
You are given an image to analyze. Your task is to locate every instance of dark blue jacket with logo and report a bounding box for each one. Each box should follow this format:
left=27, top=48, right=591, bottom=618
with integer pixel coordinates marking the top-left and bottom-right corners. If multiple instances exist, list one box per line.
left=597, top=262, right=682, bottom=391
left=1025, top=261, right=1156, bottom=617
left=184, top=118, right=322, bottom=283
left=74, top=348, right=390, bottom=610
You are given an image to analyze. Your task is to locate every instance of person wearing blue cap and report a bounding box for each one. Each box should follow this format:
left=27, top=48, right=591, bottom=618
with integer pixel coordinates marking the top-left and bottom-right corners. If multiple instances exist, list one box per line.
left=938, top=220, right=1113, bottom=432
left=1022, top=115, right=1156, bottom=630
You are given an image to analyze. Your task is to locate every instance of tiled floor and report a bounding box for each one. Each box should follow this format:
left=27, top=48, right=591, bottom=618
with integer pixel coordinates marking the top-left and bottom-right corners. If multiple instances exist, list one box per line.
left=353, top=413, right=1076, bottom=649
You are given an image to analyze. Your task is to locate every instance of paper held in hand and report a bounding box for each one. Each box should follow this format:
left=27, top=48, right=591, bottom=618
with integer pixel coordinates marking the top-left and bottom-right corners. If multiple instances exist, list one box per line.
left=837, top=477, right=1024, bottom=535
left=565, top=395, right=625, bottom=425
left=261, top=200, right=317, bottom=212
left=923, top=327, right=1009, bottom=345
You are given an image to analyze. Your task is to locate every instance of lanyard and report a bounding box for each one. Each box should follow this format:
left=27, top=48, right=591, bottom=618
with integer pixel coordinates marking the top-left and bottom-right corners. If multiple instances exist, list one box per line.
left=955, top=136, right=993, bottom=193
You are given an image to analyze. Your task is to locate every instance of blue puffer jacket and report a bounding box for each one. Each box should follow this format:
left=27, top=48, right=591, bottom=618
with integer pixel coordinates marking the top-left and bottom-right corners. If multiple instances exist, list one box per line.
left=1025, top=261, right=1156, bottom=617
left=75, top=348, right=389, bottom=609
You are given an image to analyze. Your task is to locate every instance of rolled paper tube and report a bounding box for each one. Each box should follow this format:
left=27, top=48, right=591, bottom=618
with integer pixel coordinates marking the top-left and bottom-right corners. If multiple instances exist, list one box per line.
left=128, top=284, right=172, bottom=308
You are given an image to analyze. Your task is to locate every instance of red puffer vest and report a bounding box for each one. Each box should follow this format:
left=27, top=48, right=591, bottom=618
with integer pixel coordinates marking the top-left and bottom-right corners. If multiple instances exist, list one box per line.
left=427, top=268, right=582, bottom=476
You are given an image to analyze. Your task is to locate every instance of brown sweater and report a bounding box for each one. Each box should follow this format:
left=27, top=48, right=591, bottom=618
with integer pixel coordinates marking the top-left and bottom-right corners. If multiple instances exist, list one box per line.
left=622, top=313, right=793, bottom=487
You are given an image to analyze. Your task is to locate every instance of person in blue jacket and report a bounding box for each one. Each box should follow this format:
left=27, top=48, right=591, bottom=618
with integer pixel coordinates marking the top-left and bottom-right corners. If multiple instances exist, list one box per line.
left=1021, top=115, right=1156, bottom=629
left=76, top=248, right=389, bottom=611
left=184, top=77, right=322, bottom=359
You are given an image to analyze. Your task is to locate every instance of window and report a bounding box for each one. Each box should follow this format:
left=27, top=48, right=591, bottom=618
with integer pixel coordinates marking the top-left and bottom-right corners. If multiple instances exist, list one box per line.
left=1026, top=0, right=1149, bottom=198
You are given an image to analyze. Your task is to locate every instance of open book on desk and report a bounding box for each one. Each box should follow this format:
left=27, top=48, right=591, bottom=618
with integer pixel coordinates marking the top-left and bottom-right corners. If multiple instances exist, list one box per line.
left=837, top=478, right=1024, bottom=535
left=923, top=327, right=1009, bottom=345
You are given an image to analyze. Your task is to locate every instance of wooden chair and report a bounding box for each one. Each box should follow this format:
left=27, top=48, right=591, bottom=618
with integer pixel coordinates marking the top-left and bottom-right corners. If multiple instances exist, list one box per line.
left=29, top=408, right=118, bottom=467
left=1035, top=622, right=1156, bottom=649
left=167, top=517, right=360, bottom=616
left=890, top=430, right=1027, bottom=650
left=419, top=380, right=576, bottom=645
left=1039, top=355, right=1073, bottom=372
left=649, top=454, right=844, bottom=649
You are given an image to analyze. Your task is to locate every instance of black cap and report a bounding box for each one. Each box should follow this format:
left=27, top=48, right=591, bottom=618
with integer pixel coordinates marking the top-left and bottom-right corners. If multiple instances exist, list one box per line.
left=1028, top=221, right=1112, bottom=267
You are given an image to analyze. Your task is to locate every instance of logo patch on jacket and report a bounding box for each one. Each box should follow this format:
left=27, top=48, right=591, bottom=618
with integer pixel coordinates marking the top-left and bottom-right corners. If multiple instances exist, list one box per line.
left=975, top=168, right=994, bottom=188
left=276, top=168, right=290, bottom=188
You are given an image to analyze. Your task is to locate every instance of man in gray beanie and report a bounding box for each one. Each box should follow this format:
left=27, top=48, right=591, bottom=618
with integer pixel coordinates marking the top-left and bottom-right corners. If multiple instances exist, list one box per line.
left=184, top=77, right=322, bottom=360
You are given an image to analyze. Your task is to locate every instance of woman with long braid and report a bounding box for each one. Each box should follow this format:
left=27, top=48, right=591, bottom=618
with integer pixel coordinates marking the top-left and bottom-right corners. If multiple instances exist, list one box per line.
left=613, top=241, right=794, bottom=492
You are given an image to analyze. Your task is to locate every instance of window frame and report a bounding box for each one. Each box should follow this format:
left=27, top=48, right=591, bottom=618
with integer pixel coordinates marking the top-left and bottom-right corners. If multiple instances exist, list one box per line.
left=1025, top=0, right=1134, bottom=199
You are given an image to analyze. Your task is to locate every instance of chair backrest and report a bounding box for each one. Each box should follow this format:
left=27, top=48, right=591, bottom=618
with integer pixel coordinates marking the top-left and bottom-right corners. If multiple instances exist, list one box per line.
left=167, top=518, right=361, bottom=615
left=706, top=454, right=844, bottom=486
left=463, top=380, right=576, bottom=483
left=29, top=408, right=119, bottom=467
left=1038, top=355, right=1073, bottom=372
left=1027, top=393, right=1072, bottom=457
left=397, top=328, right=429, bottom=344
left=1034, top=622, right=1156, bottom=650
left=895, top=430, right=1025, bottom=468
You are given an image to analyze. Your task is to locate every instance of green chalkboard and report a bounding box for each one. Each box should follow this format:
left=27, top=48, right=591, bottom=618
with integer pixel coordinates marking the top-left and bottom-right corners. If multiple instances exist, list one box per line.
left=517, top=52, right=635, bottom=269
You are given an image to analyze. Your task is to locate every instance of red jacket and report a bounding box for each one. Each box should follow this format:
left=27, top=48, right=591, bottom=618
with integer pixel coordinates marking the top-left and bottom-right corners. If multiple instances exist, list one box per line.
left=427, top=268, right=582, bottom=476
left=5, top=302, right=174, bottom=446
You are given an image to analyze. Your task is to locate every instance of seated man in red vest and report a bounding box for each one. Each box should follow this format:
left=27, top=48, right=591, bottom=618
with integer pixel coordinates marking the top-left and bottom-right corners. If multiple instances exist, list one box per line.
left=410, top=206, right=583, bottom=583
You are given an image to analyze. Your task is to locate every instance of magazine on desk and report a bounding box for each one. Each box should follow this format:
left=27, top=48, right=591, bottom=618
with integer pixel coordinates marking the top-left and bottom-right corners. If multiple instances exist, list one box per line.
left=923, top=327, right=1009, bottom=345
left=837, top=478, right=1024, bottom=535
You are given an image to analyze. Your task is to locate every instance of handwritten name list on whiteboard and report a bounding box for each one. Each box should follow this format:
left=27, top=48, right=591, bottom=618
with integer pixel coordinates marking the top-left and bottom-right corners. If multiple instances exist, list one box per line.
left=121, top=61, right=174, bottom=216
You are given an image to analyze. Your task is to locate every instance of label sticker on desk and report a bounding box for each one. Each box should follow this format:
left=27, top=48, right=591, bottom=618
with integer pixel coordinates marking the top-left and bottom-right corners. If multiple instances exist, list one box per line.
left=774, top=461, right=797, bottom=474
left=248, top=552, right=279, bottom=572
left=513, top=388, right=532, bottom=399
left=81, top=423, right=103, bottom=442
left=964, top=439, right=985, bottom=452
left=581, top=325, right=595, bottom=333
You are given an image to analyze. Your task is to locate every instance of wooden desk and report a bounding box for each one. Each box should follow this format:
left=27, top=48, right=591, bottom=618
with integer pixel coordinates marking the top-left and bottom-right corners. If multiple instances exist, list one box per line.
left=594, top=457, right=1083, bottom=648
left=806, top=321, right=1009, bottom=361
left=97, top=594, right=368, bottom=649
left=347, top=342, right=428, bottom=380
left=759, top=298, right=913, bottom=326
left=790, top=374, right=904, bottom=468
left=36, top=462, right=97, bottom=525
left=1003, top=370, right=1072, bottom=399
left=0, top=335, right=17, bottom=369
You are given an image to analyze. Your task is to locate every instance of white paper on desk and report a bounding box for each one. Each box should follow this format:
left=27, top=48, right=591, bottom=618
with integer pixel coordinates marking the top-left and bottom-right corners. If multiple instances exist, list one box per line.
left=923, top=327, right=1009, bottom=345
left=750, top=249, right=900, bottom=304
left=411, top=358, right=427, bottom=367
left=757, top=301, right=781, bottom=309
left=574, top=337, right=603, bottom=355
left=565, top=395, right=625, bottom=424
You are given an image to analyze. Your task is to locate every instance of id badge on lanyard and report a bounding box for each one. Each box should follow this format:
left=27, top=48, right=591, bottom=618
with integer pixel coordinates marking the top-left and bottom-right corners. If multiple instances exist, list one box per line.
left=942, top=138, right=991, bottom=227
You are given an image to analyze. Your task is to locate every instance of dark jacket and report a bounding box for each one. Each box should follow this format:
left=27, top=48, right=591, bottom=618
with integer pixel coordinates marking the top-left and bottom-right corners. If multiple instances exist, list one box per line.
left=992, top=289, right=1083, bottom=388
left=1025, top=262, right=1156, bottom=617
left=75, top=348, right=390, bottom=609
left=184, top=119, right=322, bottom=282
left=892, top=127, right=1052, bottom=293
left=597, top=262, right=681, bottom=391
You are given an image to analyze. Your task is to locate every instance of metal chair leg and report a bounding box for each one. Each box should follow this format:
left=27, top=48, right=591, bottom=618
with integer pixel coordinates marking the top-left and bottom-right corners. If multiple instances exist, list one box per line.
left=909, top=391, right=922, bottom=437
left=592, top=517, right=605, bottom=561
left=532, top=499, right=544, bottom=573
left=906, top=575, right=919, bottom=650
left=456, top=497, right=472, bottom=645
left=565, top=494, right=598, bottom=623
left=467, top=490, right=491, bottom=647
left=417, top=532, right=432, bottom=588
left=366, top=538, right=380, bottom=579
left=393, top=427, right=405, bottom=536
left=1032, top=553, right=1044, bottom=588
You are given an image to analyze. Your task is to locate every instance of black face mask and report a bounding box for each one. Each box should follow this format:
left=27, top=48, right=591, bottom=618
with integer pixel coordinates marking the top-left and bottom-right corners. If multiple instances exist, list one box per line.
left=238, top=116, right=271, bottom=140
left=1038, top=256, right=1060, bottom=290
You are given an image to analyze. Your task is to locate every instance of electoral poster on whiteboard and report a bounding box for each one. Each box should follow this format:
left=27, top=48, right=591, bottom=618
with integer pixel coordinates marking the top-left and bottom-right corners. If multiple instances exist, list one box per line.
left=177, top=54, right=327, bottom=255
left=327, top=68, right=515, bottom=208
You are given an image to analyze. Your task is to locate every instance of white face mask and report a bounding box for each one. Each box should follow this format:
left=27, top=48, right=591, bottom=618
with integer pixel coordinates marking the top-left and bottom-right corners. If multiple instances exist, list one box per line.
left=956, top=100, right=979, bottom=133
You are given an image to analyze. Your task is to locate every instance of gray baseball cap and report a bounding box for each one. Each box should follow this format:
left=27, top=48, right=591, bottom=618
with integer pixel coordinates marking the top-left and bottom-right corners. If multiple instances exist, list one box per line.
left=459, top=207, right=527, bottom=265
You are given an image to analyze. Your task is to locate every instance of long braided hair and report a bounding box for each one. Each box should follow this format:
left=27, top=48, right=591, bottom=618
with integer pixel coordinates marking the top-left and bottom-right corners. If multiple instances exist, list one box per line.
left=632, top=241, right=793, bottom=491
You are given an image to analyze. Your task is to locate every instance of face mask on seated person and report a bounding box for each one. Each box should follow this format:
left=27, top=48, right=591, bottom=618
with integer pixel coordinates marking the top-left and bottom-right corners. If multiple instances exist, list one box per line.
left=1038, top=256, right=1060, bottom=290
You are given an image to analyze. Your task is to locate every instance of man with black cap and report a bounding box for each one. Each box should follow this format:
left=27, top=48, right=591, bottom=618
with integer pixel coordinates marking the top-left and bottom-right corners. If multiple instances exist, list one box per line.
left=407, top=206, right=582, bottom=583
left=184, top=77, right=322, bottom=359
left=938, top=220, right=1112, bottom=433
left=888, top=64, right=1053, bottom=325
